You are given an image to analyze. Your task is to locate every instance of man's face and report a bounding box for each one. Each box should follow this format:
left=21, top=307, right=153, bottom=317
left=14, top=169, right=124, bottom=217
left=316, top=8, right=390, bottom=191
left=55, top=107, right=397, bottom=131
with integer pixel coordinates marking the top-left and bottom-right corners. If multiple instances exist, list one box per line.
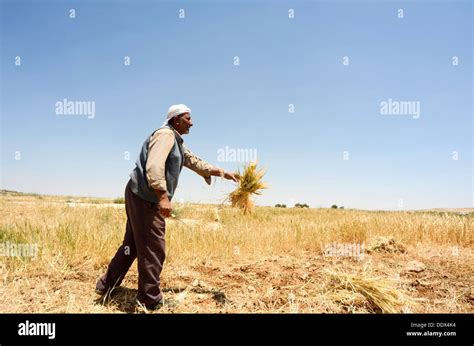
left=174, top=113, right=193, bottom=135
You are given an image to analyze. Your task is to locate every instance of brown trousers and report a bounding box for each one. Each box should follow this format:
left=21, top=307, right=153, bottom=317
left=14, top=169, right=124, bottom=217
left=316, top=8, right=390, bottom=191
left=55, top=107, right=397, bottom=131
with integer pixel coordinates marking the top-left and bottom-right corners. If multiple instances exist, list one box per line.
left=96, top=180, right=166, bottom=308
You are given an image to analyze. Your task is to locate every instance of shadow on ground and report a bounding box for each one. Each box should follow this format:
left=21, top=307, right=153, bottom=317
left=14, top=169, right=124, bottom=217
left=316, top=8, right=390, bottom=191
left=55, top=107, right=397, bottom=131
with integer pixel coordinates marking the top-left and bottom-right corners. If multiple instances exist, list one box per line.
left=94, top=285, right=228, bottom=313
left=94, top=286, right=138, bottom=313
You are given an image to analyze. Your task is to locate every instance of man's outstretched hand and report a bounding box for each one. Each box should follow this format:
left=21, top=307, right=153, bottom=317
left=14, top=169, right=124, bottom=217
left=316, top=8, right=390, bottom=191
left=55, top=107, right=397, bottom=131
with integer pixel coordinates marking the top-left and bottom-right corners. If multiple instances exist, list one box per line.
left=223, top=171, right=239, bottom=183
left=211, top=168, right=239, bottom=183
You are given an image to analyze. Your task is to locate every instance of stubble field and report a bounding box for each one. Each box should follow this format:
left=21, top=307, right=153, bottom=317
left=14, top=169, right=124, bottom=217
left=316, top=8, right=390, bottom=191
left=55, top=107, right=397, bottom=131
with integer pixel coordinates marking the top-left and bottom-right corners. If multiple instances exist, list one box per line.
left=0, top=191, right=472, bottom=314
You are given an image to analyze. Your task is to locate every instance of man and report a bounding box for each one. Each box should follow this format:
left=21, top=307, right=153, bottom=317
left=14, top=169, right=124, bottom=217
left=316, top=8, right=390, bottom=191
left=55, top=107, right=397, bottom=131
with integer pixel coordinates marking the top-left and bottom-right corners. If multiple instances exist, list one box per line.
left=96, top=104, right=238, bottom=309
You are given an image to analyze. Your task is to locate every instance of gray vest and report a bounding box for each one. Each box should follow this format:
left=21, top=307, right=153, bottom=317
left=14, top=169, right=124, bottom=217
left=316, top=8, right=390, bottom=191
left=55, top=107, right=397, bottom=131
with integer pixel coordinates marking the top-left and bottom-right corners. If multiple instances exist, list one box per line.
left=129, top=125, right=184, bottom=203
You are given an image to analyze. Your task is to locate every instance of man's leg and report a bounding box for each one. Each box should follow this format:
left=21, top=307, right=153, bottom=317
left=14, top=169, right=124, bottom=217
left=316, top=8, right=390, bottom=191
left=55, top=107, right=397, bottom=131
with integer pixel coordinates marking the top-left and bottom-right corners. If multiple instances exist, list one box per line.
left=130, top=198, right=167, bottom=308
left=96, top=181, right=137, bottom=294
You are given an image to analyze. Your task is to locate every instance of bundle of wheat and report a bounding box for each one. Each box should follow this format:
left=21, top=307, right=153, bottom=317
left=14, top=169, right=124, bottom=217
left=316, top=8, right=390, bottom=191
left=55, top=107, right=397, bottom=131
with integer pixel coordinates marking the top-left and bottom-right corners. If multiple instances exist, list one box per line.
left=325, top=269, right=402, bottom=313
left=228, top=162, right=267, bottom=214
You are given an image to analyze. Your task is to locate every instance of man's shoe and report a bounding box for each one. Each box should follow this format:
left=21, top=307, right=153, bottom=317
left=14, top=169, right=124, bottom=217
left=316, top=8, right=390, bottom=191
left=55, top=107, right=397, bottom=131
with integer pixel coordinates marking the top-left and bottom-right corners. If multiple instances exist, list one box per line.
left=95, top=286, right=120, bottom=297
left=95, top=288, right=107, bottom=296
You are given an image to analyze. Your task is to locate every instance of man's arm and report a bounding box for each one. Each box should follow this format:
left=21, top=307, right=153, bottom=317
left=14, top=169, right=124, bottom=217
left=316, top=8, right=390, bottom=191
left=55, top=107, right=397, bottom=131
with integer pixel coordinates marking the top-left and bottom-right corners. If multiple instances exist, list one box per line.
left=146, top=129, right=175, bottom=217
left=183, top=146, right=239, bottom=182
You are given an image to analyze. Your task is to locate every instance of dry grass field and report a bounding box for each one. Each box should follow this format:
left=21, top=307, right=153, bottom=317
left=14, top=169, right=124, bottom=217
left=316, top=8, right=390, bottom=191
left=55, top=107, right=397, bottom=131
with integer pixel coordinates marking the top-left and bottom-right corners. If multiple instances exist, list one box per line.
left=0, top=190, right=472, bottom=314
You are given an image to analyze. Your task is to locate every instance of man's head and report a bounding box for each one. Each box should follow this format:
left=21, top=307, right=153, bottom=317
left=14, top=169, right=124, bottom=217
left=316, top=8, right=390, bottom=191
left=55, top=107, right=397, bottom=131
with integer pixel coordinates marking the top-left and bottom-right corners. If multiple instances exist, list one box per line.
left=165, top=104, right=193, bottom=135
left=169, top=112, right=193, bottom=135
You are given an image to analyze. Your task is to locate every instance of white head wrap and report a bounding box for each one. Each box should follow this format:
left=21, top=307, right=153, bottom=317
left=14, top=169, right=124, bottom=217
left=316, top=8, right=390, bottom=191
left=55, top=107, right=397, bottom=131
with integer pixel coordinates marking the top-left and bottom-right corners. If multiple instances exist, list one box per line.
left=162, top=104, right=191, bottom=127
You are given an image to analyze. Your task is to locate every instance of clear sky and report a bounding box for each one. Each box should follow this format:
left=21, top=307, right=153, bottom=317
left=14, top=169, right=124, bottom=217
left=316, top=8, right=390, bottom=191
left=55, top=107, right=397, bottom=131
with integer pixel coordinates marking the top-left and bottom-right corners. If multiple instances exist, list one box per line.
left=1, top=0, right=472, bottom=210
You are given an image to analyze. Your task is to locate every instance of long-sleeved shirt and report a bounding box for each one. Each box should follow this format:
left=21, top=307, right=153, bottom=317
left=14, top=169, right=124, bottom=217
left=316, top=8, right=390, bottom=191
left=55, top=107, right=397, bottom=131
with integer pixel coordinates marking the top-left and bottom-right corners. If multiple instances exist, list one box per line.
left=146, top=126, right=217, bottom=191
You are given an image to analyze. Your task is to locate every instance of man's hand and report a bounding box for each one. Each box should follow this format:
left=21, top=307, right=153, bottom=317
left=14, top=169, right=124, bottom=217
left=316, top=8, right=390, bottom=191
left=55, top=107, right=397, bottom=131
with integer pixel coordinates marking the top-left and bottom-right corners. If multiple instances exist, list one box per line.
left=159, top=195, right=172, bottom=218
left=223, top=171, right=239, bottom=183
left=154, top=189, right=172, bottom=218
left=210, top=167, right=240, bottom=183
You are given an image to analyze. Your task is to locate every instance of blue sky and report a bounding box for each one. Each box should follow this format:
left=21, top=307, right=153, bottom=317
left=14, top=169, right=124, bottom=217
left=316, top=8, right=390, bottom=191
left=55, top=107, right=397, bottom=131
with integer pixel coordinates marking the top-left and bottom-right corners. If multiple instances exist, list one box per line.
left=1, top=0, right=472, bottom=210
